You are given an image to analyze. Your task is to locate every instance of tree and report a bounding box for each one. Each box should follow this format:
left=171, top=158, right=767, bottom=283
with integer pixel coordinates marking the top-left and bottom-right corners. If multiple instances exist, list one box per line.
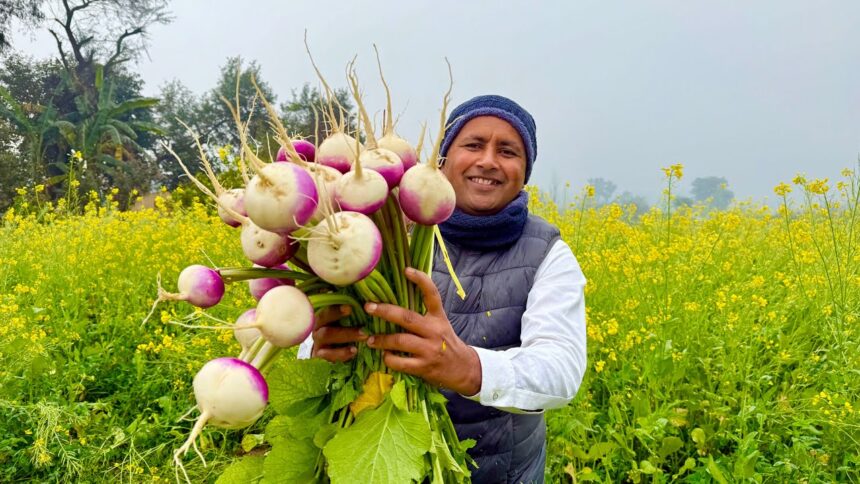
left=616, top=190, right=650, bottom=216
left=587, top=177, right=617, bottom=207
left=151, top=79, right=204, bottom=188
left=0, top=1, right=171, bottom=204
left=151, top=57, right=280, bottom=189
left=280, top=83, right=355, bottom=145
left=52, top=65, right=162, bottom=199
left=45, top=0, right=170, bottom=105
left=691, top=176, right=734, bottom=210
left=0, top=54, right=68, bottom=207
left=201, top=57, right=278, bottom=158
left=0, top=1, right=47, bottom=53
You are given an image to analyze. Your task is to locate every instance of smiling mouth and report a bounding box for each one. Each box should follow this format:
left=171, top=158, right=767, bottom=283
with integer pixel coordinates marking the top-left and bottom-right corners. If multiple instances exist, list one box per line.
left=467, top=176, right=502, bottom=186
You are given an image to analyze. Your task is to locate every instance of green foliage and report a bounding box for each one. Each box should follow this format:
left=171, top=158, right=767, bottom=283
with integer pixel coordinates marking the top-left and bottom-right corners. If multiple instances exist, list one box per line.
left=280, top=83, right=356, bottom=145
left=0, top=54, right=162, bottom=209
left=216, top=455, right=264, bottom=484
left=0, top=172, right=858, bottom=481
left=266, top=358, right=333, bottom=413
left=324, top=399, right=432, bottom=484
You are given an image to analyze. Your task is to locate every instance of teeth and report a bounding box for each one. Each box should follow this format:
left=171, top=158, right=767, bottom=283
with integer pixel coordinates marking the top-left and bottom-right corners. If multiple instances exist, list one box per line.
left=470, top=177, right=497, bottom=186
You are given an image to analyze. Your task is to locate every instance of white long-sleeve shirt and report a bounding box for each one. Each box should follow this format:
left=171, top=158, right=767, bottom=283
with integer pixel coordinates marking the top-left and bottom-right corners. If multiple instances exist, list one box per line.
left=297, top=239, right=588, bottom=413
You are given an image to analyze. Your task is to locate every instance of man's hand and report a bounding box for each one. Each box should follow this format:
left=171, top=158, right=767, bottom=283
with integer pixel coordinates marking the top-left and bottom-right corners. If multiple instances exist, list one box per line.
left=365, top=267, right=482, bottom=396
left=311, top=305, right=367, bottom=362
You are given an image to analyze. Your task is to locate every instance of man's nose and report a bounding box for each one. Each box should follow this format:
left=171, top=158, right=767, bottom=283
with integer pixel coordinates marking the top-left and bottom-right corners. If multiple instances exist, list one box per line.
left=474, top=147, right=499, bottom=168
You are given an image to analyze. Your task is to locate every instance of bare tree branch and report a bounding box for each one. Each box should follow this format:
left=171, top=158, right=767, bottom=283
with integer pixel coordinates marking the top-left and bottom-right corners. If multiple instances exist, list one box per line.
left=47, top=28, right=71, bottom=72
left=59, top=0, right=87, bottom=64
left=105, top=26, right=145, bottom=71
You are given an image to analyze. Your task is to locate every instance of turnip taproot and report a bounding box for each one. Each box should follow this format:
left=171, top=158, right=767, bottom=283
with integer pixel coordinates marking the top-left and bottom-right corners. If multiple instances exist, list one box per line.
left=373, top=45, right=418, bottom=172
left=347, top=61, right=404, bottom=189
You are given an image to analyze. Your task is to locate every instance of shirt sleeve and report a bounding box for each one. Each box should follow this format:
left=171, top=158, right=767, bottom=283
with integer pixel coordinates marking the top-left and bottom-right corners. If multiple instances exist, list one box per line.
left=465, top=239, right=588, bottom=413
left=297, top=334, right=313, bottom=359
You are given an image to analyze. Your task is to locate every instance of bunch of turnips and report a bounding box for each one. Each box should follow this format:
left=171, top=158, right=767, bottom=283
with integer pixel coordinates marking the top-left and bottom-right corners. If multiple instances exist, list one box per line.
left=151, top=43, right=474, bottom=483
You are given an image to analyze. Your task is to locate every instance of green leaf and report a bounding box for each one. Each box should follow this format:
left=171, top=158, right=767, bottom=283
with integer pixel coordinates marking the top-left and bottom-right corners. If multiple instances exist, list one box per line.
left=264, top=416, right=291, bottom=444
left=241, top=434, right=264, bottom=453
left=109, top=97, right=160, bottom=116
left=390, top=380, right=407, bottom=411
left=430, top=431, right=467, bottom=477
left=262, top=437, right=319, bottom=483
left=705, top=456, right=729, bottom=484
left=267, top=359, right=333, bottom=413
left=691, top=427, right=706, bottom=446
left=324, top=399, right=432, bottom=484
left=659, top=436, right=684, bottom=458
left=733, top=450, right=759, bottom=479
left=640, top=460, right=658, bottom=475
left=216, top=455, right=265, bottom=484
left=265, top=400, right=328, bottom=441
left=427, top=391, right=448, bottom=405
left=672, top=457, right=698, bottom=480
left=586, top=441, right=617, bottom=461
left=330, top=376, right=359, bottom=411
left=568, top=444, right=588, bottom=460
left=312, top=423, right=339, bottom=449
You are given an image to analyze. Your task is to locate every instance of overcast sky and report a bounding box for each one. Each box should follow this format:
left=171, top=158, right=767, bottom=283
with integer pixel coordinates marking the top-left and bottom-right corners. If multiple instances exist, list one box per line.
left=12, top=0, right=860, bottom=204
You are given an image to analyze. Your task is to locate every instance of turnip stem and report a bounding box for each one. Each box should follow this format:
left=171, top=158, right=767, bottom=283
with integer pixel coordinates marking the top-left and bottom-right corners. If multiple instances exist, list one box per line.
left=309, top=293, right=366, bottom=318
left=218, top=267, right=313, bottom=283
left=242, top=337, right=267, bottom=364
left=379, top=197, right=408, bottom=306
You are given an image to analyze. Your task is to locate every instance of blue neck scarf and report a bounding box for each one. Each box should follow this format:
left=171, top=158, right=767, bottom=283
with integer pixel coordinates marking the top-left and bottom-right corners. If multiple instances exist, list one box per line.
left=439, top=191, right=529, bottom=251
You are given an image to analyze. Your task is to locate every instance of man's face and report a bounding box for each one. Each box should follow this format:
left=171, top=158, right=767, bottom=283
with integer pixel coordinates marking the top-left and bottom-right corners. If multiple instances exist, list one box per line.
left=441, top=116, right=527, bottom=216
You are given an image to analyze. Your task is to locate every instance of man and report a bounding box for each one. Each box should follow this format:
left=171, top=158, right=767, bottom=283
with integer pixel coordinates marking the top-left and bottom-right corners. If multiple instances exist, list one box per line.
left=301, top=95, right=587, bottom=483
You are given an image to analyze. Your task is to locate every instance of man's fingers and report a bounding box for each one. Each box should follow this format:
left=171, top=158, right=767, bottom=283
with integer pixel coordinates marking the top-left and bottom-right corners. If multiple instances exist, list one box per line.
left=314, top=326, right=367, bottom=346
left=313, top=346, right=358, bottom=363
left=381, top=352, right=425, bottom=377
left=314, top=305, right=351, bottom=329
left=365, top=303, right=428, bottom=336
left=405, top=267, right=444, bottom=316
left=367, top=333, right=425, bottom=354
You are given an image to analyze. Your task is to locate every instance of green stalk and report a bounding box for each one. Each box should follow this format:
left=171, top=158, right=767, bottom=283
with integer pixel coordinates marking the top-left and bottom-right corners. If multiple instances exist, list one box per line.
left=296, top=276, right=323, bottom=289
left=290, top=245, right=314, bottom=273
left=308, top=293, right=366, bottom=319
left=354, top=279, right=380, bottom=303
left=296, top=282, right=334, bottom=294
left=218, top=266, right=314, bottom=283
left=372, top=208, right=401, bottom=296
left=256, top=346, right=283, bottom=373
left=409, top=223, right=427, bottom=268
left=241, top=337, right=267, bottom=364
left=368, top=271, right=398, bottom=304
left=384, top=196, right=409, bottom=306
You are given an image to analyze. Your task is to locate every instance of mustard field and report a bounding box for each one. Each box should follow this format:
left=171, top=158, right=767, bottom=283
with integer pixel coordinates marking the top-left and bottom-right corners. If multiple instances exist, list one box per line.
left=0, top=167, right=858, bottom=482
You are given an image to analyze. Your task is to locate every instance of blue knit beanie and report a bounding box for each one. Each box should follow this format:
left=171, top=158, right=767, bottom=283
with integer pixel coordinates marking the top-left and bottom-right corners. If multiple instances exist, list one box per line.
left=439, top=94, right=538, bottom=183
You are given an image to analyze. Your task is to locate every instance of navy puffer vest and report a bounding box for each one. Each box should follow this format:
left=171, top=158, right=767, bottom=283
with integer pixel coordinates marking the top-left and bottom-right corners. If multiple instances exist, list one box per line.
left=432, top=215, right=561, bottom=483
